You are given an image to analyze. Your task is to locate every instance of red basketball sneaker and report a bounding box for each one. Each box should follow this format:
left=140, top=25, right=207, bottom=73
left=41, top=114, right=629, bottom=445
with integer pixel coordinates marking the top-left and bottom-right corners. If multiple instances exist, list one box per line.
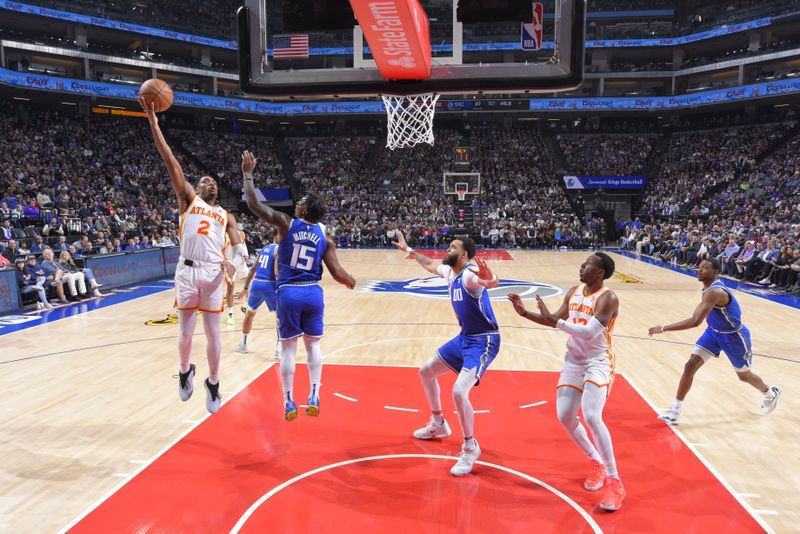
left=599, top=477, right=626, bottom=511
left=584, top=460, right=607, bottom=491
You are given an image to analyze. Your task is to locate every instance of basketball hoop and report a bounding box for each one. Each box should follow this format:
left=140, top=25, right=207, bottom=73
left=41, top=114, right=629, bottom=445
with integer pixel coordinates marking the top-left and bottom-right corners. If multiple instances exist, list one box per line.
left=455, top=187, right=468, bottom=202
left=382, top=93, right=439, bottom=150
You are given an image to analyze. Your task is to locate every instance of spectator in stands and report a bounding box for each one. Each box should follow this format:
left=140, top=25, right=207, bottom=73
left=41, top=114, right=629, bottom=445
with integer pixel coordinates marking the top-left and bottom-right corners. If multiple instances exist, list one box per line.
left=44, top=247, right=86, bottom=301
left=30, top=235, right=45, bottom=253
left=39, top=247, right=69, bottom=303
left=53, top=235, right=68, bottom=251
left=734, top=240, right=758, bottom=279
left=1, top=219, right=12, bottom=240
left=15, top=256, right=51, bottom=309
left=2, top=240, right=18, bottom=263
left=41, top=217, right=65, bottom=237
left=59, top=250, right=103, bottom=298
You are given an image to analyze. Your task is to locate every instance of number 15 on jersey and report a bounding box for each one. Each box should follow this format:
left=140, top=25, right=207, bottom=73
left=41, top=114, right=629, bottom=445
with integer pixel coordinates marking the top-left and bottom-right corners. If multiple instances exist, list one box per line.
left=290, top=243, right=316, bottom=271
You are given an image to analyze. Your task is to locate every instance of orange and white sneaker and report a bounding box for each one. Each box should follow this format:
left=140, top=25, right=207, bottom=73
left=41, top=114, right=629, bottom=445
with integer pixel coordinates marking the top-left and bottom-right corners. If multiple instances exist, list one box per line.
left=584, top=460, right=607, bottom=491
left=599, top=477, right=625, bottom=511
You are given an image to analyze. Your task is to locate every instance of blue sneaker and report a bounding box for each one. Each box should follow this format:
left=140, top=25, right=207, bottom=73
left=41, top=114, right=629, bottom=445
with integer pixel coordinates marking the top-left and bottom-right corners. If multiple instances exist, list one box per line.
left=285, top=400, right=298, bottom=422
left=306, top=395, right=320, bottom=417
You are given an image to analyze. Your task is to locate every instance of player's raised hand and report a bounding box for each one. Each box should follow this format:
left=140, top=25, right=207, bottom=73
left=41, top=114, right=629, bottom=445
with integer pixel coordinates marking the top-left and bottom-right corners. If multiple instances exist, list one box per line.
left=241, top=150, right=257, bottom=175
left=138, top=96, right=157, bottom=120
left=392, top=229, right=409, bottom=252
left=508, top=293, right=527, bottom=316
left=536, top=295, right=558, bottom=326
left=468, top=257, right=494, bottom=281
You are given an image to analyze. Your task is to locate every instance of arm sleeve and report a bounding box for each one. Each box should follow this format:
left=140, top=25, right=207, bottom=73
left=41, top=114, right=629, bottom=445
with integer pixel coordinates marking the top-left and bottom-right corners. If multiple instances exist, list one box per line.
left=556, top=316, right=605, bottom=340
left=461, top=267, right=486, bottom=298
left=437, top=264, right=452, bottom=279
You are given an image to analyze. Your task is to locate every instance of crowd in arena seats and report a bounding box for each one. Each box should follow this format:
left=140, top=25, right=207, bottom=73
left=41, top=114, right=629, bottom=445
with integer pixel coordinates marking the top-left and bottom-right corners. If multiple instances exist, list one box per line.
left=4, top=95, right=800, bottom=310
left=169, top=128, right=286, bottom=195
left=0, top=101, right=185, bottom=306
left=638, top=122, right=796, bottom=220
left=557, top=134, right=654, bottom=176
left=287, top=128, right=605, bottom=250
left=620, top=124, right=800, bottom=295
left=24, top=0, right=240, bottom=40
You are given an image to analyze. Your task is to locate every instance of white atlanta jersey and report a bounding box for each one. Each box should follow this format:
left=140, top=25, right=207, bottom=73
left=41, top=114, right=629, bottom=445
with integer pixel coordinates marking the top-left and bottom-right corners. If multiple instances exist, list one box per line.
left=179, top=195, right=228, bottom=263
left=565, top=284, right=616, bottom=360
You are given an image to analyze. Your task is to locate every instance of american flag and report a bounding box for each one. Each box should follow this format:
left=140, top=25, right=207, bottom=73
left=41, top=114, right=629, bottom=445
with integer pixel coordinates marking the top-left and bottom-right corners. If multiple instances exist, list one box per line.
left=273, top=34, right=309, bottom=59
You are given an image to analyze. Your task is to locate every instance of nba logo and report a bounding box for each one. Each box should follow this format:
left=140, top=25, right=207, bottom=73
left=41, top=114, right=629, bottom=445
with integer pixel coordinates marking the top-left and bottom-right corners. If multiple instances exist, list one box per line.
left=521, top=2, right=544, bottom=51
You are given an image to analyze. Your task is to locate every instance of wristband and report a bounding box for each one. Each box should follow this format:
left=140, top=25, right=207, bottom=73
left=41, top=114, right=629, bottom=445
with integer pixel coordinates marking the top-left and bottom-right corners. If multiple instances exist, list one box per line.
left=406, top=247, right=414, bottom=255
left=659, top=325, right=665, bottom=333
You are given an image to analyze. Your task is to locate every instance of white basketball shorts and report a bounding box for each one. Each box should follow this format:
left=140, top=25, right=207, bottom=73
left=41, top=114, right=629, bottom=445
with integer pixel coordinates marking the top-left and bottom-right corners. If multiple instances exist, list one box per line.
left=557, top=350, right=615, bottom=394
left=174, top=262, right=225, bottom=313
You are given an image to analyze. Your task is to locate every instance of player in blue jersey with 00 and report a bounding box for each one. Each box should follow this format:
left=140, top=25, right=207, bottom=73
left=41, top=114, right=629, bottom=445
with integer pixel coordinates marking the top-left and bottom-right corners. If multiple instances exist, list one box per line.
left=242, top=150, right=356, bottom=422
left=393, top=229, right=500, bottom=477
left=649, top=257, right=780, bottom=425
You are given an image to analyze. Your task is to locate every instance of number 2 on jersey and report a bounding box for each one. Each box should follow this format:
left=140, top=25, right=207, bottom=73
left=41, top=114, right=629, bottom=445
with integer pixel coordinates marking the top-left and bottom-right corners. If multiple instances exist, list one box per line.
left=290, top=243, right=316, bottom=271
left=197, top=220, right=210, bottom=236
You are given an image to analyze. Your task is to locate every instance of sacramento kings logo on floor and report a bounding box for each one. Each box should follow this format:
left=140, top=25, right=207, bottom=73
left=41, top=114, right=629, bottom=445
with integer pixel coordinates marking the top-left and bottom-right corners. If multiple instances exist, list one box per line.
left=359, top=277, right=563, bottom=301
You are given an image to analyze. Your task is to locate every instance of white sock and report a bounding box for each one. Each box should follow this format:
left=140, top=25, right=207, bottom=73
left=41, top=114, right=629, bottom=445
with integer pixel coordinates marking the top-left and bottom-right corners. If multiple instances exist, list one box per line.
left=242, top=333, right=249, bottom=344
left=433, top=413, right=444, bottom=424
left=304, top=336, right=323, bottom=398
left=672, top=399, right=683, bottom=411
left=464, top=437, right=476, bottom=448
left=764, top=387, right=776, bottom=398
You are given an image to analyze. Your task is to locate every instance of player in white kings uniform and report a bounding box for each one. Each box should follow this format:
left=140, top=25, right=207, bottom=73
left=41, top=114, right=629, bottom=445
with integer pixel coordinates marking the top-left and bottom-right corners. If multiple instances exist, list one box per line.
left=509, top=252, right=625, bottom=511
left=141, top=96, right=247, bottom=414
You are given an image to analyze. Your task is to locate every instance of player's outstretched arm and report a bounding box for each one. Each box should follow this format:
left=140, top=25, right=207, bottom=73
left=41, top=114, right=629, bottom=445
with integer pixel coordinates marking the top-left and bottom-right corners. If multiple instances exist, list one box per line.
left=139, top=96, right=193, bottom=211
left=241, top=150, right=291, bottom=235
left=322, top=237, right=356, bottom=289
left=392, top=229, right=438, bottom=274
left=509, top=287, right=574, bottom=327
left=648, top=288, right=720, bottom=336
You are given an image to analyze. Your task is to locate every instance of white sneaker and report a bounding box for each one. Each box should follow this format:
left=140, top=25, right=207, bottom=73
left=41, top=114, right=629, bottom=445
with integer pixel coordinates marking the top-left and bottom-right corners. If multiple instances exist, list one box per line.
left=758, top=278, right=770, bottom=285
left=761, top=386, right=781, bottom=414
left=226, top=314, right=235, bottom=326
left=177, top=364, right=195, bottom=401
left=93, top=289, right=104, bottom=297
left=658, top=407, right=680, bottom=425
left=233, top=340, right=248, bottom=354
left=204, top=378, right=221, bottom=414
left=413, top=416, right=452, bottom=440
left=36, top=302, right=44, bottom=310
left=450, top=440, right=481, bottom=476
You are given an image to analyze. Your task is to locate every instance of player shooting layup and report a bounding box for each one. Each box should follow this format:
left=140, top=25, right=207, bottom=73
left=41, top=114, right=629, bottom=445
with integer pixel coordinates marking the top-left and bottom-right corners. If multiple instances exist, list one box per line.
left=140, top=97, right=247, bottom=414
left=241, top=150, right=355, bottom=421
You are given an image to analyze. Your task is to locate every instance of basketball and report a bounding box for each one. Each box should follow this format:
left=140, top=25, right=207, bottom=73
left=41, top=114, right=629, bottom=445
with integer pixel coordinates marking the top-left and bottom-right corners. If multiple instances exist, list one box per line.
left=139, top=78, right=173, bottom=112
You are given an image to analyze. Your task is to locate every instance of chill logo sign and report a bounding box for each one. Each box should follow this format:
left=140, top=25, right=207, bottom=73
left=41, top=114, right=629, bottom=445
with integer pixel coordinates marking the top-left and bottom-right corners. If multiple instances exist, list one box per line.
left=359, top=277, right=563, bottom=301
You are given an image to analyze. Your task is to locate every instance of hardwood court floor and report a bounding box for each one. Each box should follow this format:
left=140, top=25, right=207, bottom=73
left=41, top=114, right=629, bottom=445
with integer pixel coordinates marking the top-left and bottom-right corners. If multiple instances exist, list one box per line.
left=1, top=250, right=797, bottom=532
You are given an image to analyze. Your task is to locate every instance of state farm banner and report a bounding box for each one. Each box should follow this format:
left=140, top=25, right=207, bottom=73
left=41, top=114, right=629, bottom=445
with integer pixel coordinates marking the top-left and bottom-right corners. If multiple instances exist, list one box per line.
left=351, top=0, right=432, bottom=79
left=563, top=176, right=647, bottom=190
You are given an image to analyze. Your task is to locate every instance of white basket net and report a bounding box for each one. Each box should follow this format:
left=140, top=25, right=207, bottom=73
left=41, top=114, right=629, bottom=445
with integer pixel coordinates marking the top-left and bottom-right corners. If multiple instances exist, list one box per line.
left=381, top=93, right=440, bottom=150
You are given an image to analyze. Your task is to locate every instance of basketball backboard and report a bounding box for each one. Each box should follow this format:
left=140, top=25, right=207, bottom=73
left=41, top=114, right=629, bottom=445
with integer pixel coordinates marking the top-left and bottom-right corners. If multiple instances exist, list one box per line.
left=237, top=0, right=585, bottom=99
